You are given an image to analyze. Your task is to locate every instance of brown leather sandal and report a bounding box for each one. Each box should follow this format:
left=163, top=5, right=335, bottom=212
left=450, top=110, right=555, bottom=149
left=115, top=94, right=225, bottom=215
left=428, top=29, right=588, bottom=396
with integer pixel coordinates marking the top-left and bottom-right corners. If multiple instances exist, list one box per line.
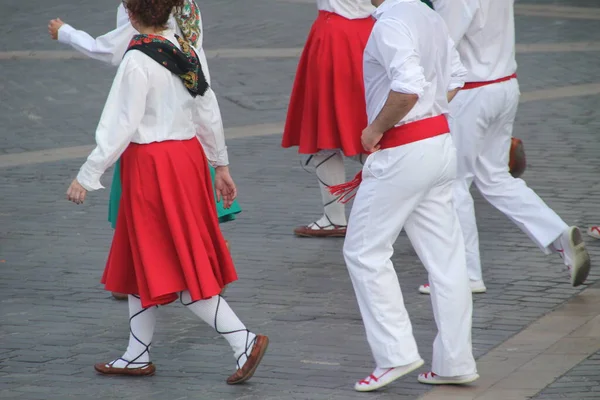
left=112, top=292, right=128, bottom=300
left=294, top=223, right=346, bottom=238
left=94, top=359, right=156, bottom=376
left=226, top=335, right=269, bottom=385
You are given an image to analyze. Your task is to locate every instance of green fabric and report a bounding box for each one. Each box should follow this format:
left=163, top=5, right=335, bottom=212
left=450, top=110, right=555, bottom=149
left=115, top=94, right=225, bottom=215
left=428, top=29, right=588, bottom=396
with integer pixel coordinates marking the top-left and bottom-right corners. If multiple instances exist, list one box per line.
left=421, top=0, right=434, bottom=9
left=107, top=158, right=242, bottom=229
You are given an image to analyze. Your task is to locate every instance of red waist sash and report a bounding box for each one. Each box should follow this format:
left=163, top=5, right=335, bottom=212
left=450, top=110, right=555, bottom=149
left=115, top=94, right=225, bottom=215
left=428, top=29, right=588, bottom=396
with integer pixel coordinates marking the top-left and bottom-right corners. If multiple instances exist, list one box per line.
left=462, top=73, right=517, bottom=90
left=328, top=115, right=450, bottom=203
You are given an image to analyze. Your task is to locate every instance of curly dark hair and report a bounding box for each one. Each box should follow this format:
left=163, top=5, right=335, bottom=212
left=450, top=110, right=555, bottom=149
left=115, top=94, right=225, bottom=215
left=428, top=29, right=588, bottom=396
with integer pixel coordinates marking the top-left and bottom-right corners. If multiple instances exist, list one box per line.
left=123, top=0, right=185, bottom=28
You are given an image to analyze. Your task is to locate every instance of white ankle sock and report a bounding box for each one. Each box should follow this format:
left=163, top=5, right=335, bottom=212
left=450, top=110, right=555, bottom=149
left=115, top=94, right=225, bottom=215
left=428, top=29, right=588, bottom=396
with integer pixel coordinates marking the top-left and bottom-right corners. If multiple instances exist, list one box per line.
left=111, top=295, right=156, bottom=368
left=180, top=291, right=256, bottom=369
left=311, top=151, right=347, bottom=228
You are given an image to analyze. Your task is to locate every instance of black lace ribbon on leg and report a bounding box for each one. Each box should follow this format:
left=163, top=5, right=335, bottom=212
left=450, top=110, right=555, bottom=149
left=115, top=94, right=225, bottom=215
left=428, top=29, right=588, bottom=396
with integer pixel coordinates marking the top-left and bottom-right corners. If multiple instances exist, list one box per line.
left=180, top=294, right=256, bottom=369
left=108, top=295, right=156, bottom=369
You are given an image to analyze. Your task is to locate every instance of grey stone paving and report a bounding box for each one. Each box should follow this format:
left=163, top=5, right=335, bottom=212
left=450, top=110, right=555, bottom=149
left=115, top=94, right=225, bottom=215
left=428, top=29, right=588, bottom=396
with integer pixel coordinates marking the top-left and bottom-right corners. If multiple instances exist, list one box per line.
left=1, top=0, right=600, bottom=399
left=534, top=351, right=600, bottom=399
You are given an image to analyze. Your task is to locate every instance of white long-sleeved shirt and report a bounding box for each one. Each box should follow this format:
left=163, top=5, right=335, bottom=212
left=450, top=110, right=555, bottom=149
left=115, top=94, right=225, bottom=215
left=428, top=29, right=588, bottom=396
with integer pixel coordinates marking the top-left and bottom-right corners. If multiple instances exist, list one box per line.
left=363, top=0, right=466, bottom=126
left=431, top=0, right=517, bottom=82
left=76, top=29, right=228, bottom=191
left=317, top=0, right=375, bottom=19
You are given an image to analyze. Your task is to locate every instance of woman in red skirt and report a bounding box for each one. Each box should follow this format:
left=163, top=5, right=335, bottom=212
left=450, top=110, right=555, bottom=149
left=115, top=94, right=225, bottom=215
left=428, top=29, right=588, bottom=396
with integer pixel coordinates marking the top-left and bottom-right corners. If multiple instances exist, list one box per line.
left=66, top=0, right=268, bottom=383
left=281, top=0, right=375, bottom=238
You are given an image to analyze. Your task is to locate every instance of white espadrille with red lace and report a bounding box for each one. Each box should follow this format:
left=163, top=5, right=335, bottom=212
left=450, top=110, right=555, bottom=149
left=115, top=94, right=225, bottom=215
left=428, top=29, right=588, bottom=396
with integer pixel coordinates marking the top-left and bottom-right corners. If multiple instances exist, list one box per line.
left=418, top=280, right=487, bottom=295
left=354, top=359, right=424, bottom=392
left=417, top=371, right=479, bottom=385
left=587, top=226, right=600, bottom=240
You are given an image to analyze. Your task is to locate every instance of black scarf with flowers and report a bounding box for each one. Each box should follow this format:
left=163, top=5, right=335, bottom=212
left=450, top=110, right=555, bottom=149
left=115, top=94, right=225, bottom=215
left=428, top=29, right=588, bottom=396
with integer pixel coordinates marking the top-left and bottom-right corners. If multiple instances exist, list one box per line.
left=126, top=33, right=208, bottom=97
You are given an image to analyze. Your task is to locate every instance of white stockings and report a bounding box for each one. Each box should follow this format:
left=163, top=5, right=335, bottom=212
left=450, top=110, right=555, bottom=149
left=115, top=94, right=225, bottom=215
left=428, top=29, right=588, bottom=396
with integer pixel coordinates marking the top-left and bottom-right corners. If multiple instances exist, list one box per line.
left=307, top=150, right=365, bottom=230
left=112, top=292, right=256, bottom=370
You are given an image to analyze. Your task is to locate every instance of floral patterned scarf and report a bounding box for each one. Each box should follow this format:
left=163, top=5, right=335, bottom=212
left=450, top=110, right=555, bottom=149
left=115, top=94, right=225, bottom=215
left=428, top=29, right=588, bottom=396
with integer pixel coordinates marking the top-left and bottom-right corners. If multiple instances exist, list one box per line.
left=174, top=0, right=202, bottom=48
left=126, top=34, right=209, bottom=98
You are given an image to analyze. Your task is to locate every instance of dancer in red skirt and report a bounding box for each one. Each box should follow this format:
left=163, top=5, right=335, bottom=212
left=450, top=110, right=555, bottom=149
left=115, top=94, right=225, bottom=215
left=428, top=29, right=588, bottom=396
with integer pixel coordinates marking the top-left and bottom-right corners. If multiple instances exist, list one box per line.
left=65, top=0, right=268, bottom=383
left=282, top=0, right=375, bottom=238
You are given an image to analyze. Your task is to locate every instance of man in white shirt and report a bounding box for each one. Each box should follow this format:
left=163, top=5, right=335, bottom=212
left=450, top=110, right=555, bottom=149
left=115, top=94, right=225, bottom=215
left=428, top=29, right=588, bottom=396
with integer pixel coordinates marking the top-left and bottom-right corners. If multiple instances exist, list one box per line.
left=331, top=0, right=478, bottom=391
left=418, top=0, right=591, bottom=295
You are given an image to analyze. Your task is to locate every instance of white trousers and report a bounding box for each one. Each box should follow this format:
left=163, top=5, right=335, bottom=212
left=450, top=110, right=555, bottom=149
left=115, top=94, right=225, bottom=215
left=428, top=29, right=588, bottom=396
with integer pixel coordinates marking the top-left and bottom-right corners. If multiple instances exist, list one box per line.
left=450, top=79, right=568, bottom=282
left=343, top=134, right=476, bottom=376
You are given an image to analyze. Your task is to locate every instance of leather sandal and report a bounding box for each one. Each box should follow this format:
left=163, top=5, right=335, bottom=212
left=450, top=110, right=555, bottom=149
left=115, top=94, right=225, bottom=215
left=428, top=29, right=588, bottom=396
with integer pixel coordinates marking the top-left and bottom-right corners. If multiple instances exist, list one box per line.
left=226, top=335, right=269, bottom=385
left=94, top=359, right=156, bottom=376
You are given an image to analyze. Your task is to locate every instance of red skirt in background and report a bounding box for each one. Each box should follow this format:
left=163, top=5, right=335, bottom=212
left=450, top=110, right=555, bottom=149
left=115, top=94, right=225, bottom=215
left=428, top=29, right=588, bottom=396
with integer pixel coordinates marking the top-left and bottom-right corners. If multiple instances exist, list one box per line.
left=102, top=139, right=237, bottom=308
left=281, top=11, right=374, bottom=157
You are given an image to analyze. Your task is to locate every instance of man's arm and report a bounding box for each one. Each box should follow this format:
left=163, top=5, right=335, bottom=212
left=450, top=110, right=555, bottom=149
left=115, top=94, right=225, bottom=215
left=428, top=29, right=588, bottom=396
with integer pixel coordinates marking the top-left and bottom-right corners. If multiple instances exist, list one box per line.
left=370, top=92, right=419, bottom=134
left=446, top=35, right=467, bottom=102
left=431, top=0, right=479, bottom=45
left=368, top=21, right=427, bottom=131
left=447, top=88, right=459, bottom=103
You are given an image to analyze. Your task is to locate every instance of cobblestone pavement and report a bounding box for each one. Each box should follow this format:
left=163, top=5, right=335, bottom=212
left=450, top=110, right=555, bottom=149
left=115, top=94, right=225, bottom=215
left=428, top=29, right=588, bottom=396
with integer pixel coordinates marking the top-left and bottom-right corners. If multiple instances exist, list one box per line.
left=534, top=351, right=600, bottom=399
left=1, top=0, right=600, bottom=399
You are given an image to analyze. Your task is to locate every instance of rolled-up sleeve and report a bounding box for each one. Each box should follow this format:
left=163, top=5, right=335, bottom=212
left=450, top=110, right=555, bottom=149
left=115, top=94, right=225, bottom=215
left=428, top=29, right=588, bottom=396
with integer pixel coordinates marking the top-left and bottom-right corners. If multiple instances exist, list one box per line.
left=77, top=54, right=148, bottom=190
left=448, top=37, right=467, bottom=90
left=369, top=20, right=429, bottom=98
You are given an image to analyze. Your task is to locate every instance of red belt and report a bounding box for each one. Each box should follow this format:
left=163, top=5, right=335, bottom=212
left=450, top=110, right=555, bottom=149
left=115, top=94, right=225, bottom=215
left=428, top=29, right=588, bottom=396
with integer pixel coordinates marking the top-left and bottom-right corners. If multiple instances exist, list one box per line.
left=379, top=115, right=449, bottom=150
left=328, top=115, right=450, bottom=203
left=462, top=73, right=517, bottom=90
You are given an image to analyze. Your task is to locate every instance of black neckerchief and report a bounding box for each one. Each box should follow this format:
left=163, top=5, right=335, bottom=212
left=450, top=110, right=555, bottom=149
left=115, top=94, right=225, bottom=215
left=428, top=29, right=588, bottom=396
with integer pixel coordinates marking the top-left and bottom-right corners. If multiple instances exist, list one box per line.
left=126, top=33, right=208, bottom=97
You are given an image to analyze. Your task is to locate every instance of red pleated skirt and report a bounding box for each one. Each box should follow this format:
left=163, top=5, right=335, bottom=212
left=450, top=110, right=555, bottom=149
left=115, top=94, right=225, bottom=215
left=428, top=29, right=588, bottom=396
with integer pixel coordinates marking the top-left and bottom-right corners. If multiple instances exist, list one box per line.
left=281, top=11, right=374, bottom=157
left=101, top=139, right=238, bottom=308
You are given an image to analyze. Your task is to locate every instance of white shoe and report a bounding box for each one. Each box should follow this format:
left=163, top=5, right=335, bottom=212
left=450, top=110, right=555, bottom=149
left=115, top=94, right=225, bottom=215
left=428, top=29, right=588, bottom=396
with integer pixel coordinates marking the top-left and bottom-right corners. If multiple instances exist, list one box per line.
left=417, top=371, right=479, bottom=385
left=561, top=227, right=591, bottom=287
left=354, top=359, right=424, bottom=392
left=418, top=280, right=487, bottom=295
left=587, top=226, right=600, bottom=240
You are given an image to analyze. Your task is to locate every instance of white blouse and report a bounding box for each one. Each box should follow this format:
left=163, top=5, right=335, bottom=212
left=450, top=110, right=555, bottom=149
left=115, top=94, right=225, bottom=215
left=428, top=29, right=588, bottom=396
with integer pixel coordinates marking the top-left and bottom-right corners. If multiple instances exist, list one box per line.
left=316, top=0, right=375, bottom=19
left=364, top=0, right=466, bottom=126
left=76, top=30, right=228, bottom=191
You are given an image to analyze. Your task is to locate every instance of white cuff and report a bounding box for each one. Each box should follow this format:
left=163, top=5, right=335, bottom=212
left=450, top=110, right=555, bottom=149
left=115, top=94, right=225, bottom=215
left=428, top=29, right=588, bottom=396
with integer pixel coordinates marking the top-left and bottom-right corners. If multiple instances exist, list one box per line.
left=390, top=67, right=429, bottom=98
left=57, top=24, right=75, bottom=44
left=448, top=80, right=465, bottom=91
left=76, top=163, right=105, bottom=191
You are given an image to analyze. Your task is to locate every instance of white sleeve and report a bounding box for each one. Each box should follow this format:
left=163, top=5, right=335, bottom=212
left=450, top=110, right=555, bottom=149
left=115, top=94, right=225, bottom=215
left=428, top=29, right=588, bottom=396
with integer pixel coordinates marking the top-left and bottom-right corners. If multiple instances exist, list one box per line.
left=369, top=21, right=429, bottom=97
left=431, top=0, right=479, bottom=44
left=194, top=88, right=228, bottom=167
left=116, top=4, right=129, bottom=28
left=57, top=20, right=137, bottom=67
left=448, top=37, right=467, bottom=90
left=77, top=55, right=148, bottom=190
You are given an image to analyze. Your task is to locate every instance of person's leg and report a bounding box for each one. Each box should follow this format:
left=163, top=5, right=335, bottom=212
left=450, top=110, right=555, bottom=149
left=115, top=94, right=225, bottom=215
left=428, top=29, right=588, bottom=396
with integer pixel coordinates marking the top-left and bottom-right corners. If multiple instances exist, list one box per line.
left=402, top=136, right=478, bottom=384
left=419, top=89, right=487, bottom=294
left=94, top=295, right=157, bottom=376
left=294, top=150, right=348, bottom=237
left=345, top=140, right=456, bottom=392
left=180, top=291, right=268, bottom=384
left=474, top=81, right=590, bottom=286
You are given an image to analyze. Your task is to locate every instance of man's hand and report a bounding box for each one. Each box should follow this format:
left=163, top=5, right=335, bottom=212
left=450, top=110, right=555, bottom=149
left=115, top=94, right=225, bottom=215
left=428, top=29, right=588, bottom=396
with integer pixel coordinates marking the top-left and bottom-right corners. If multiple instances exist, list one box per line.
left=361, top=125, right=384, bottom=153
left=48, top=18, right=64, bottom=40
left=66, top=179, right=87, bottom=205
left=214, top=166, right=237, bottom=209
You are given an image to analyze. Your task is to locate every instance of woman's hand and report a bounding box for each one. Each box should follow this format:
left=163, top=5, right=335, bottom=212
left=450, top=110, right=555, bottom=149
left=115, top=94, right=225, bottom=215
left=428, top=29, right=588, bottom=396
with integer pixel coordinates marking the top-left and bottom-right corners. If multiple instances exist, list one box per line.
left=66, top=179, right=87, bottom=205
left=214, top=166, right=237, bottom=209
